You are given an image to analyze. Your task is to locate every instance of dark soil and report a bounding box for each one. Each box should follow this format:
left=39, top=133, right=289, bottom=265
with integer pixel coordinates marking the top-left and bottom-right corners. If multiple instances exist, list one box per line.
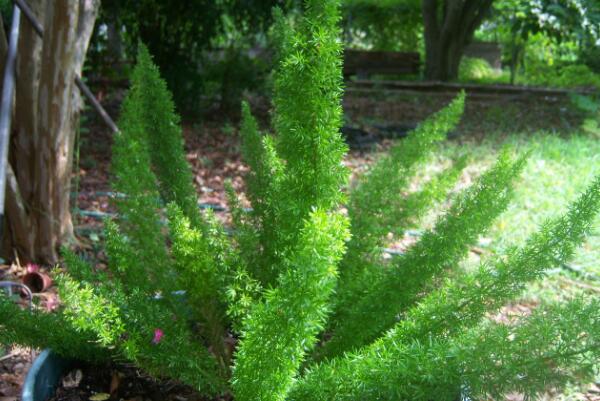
left=48, top=363, right=218, bottom=401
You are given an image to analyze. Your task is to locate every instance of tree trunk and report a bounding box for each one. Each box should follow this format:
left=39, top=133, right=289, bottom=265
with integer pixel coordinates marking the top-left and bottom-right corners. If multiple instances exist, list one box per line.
left=422, top=0, right=494, bottom=81
left=3, top=0, right=99, bottom=264
left=106, top=20, right=123, bottom=63
left=508, top=33, right=524, bottom=85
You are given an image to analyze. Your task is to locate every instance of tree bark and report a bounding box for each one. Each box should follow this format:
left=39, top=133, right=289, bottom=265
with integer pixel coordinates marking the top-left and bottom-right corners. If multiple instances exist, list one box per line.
left=4, top=0, right=99, bottom=263
left=422, top=0, right=494, bottom=81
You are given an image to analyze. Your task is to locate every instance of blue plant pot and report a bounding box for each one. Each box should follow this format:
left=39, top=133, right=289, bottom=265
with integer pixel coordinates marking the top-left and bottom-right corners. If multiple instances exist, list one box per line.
left=22, top=350, right=74, bottom=401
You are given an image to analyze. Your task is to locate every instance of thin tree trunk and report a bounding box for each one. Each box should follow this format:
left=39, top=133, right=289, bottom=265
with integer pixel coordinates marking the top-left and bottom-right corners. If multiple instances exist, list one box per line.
left=6, top=0, right=44, bottom=261
left=4, top=0, right=99, bottom=263
left=0, top=16, right=7, bottom=76
left=106, top=21, right=122, bottom=63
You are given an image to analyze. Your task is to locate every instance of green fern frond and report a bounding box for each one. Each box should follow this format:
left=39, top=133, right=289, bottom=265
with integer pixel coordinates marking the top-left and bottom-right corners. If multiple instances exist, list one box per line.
left=232, top=210, right=349, bottom=401
left=345, top=92, right=465, bottom=266
left=129, top=44, right=202, bottom=227
left=322, top=150, right=526, bottom=359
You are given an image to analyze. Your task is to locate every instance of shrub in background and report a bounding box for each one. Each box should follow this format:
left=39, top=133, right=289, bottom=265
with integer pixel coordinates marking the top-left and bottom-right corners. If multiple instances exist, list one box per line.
left=88, top=0, right=290, bottom=115
left=556, top=64, right=600, bottom=89
left=521, top=60, right=600, bottom=89
left=571, top=93, right=600, bottom=138
left=2, top=1, right=600, bottom=400
left=458, top=56, right=505, bottom=83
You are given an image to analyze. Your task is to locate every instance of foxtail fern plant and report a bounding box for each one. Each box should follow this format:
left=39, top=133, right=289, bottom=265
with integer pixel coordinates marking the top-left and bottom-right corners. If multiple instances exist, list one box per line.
left=2, top=1, right=600, bottom=400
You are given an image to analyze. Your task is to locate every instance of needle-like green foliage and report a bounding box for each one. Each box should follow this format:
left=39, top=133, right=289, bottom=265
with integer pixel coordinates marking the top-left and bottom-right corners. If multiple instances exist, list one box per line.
left=345, top=92, right=465, bottom=266
left=287, top=176, right=600, bottom=401
left=232, top=210, right=349, bottom=401
left=2, top=1, right=600, bottom=400
left=459, top=298, right=600, bottom=400
left=166, top=204, right=235, bottom=369
left=128, top=44, right=202, bottom=228
left=288, top=297, right=600, bottom=401
left=110, top=93, right=170, bottom=293
left=0, top=295, right=106, bottom=359
left=321, top=150, right=527, bottom=359
left=237, top=0, right=348, bottom=286
left=57, top=274, right=225, bottom=393
left=332, top=93, right=467, bottom=318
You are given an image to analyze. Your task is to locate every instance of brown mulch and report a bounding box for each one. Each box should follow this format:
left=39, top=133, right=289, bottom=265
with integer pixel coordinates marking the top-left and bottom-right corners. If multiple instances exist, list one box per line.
left=0, top=347, right=33, bottom=401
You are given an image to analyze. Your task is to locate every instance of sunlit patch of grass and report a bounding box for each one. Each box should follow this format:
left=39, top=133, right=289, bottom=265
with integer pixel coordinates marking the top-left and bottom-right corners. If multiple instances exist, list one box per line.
left=434, top=131, right=600, bottom=277
left=430, top=130, right=600, bottom=400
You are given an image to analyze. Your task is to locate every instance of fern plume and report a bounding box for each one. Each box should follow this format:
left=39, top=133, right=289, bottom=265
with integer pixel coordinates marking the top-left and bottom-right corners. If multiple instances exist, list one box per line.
left=129, top=44, right=202, bottom=227
left=232, top=210, right=349, bottom=401
left=322, top=150, right=527, bottom=359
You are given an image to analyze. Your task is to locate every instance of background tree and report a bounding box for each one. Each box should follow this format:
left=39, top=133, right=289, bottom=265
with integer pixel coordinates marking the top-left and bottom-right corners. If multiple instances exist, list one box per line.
left=342, top=0, right=422, bottom=51
left=341, top=0, right=495, bottom=81
left=421, top=0, right=494, bottom=81
left=3, top=1, right=99, bottom=263
left=90, top=0, right=293, bottom=114
left=490, top=0, right=600, bottom=83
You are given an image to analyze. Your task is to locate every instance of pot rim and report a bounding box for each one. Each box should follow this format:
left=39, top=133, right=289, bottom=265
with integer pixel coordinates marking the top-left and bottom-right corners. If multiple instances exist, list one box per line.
left=22, top=349, right=72, bottom=401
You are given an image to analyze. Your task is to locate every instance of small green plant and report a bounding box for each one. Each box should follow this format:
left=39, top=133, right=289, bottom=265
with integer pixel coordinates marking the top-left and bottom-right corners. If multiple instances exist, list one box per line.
left=571, top=93, right=600, bottom=138
left=2, top=1, right=600, bottom=400
left=458, top=57, right=504, bottom=83
left=521, top=61, right=600, bottom=89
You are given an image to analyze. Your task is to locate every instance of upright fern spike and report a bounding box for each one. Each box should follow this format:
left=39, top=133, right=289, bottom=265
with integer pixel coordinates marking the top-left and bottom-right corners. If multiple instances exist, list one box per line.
left=232, top=211, right=349, bottom=401
left=110, top=92, right=171, bottom=293
left=130, top=44, right=202, bottom=228
left=273, top=1, right=347, bottom=215
left=166, top=204, right=229, bottom=365
left=232, top=1, right=350, bottom=400
left=321, top=150, right=526, bottom=359
left=238, top=102, right=286, bottom=283
left=224, top=182, right=263, bottom=330
left=247, top=0, right=348, bottom=286
left=339, top=93, right=465, bottom=295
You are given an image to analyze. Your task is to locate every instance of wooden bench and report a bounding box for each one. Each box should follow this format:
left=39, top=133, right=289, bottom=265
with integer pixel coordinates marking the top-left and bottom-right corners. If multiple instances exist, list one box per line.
left=343, top=50, right=421, bottom=78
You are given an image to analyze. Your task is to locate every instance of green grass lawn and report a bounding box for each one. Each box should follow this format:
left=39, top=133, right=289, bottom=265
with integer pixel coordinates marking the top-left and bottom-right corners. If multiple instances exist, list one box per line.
left=429, top=130, right=600, bottom=400
left=439, top=131, right=600, bottom=276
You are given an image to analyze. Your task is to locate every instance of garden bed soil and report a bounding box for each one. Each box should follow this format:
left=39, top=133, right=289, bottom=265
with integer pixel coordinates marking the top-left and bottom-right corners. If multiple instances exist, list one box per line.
left=0, top=346, right=32, bottom=400
left=46, top=363, right=219, bottom=401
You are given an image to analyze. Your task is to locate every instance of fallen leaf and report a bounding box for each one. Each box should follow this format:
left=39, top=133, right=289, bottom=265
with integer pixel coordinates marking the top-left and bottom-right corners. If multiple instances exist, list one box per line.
left=89, top=393, right=110, bottom=401
left=110, top=371, right=120, bottom=394
left=62, top=369, right=83, bottom=388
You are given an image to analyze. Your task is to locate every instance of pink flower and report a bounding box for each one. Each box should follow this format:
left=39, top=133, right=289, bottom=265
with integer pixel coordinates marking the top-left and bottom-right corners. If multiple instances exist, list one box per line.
left=152, top=328, right=164, bottom=344
left=45, top=294, right=59, bottom=312
left=26, top=263, right=40, bottom=273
